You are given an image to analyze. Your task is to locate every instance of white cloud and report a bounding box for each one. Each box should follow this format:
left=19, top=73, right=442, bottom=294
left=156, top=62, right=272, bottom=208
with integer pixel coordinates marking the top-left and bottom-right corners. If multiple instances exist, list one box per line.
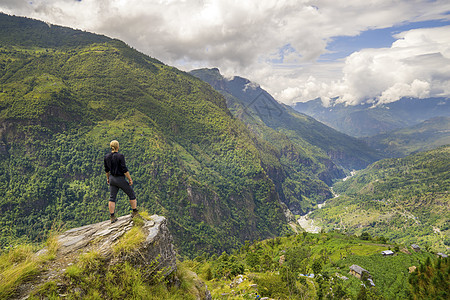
left=379, top=80, right=430, bottom=104
left=333, top=26, right=450, bottom=105
left=1, top=0, right=450, bottom=105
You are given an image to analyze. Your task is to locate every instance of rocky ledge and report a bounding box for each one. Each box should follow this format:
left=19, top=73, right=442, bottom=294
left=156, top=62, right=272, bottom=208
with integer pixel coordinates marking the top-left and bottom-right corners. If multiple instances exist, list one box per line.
left=55, top=214, right=176, bottom=274
left=15, top=214, right=177, bottom=299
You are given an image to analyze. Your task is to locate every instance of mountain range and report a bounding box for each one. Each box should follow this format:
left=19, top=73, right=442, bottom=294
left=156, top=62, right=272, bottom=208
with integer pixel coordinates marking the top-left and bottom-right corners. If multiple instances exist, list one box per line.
left=365, top=116, right=450, bottom=157
left=294, top=97, right=450, bottom=138
left=189, top=68, right=385, bottom=214
left=189, top=68, right=381, bottom=171
left=1, top=12, right=448, bottom=260
left=0, top=13, right=376, bottom=256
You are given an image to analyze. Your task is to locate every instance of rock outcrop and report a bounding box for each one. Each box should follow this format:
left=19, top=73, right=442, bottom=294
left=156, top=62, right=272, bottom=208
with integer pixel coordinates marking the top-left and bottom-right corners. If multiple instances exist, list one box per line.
left=55, top=214, right=176, bottom=274
left=15, top=214, right=177, bottom=299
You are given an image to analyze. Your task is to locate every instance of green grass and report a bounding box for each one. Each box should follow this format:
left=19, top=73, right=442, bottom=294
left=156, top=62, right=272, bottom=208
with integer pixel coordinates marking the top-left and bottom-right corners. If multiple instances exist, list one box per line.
left=113, top=227, right=145, bottom=256
left=0, top=245, right=42, bottom=299
left=65, top=265, right=83, bottom=280
left=182, top=231, right=443, bottom=300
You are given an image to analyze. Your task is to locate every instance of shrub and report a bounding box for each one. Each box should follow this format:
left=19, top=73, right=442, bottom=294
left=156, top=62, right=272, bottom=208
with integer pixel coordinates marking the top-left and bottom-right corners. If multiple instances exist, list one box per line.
left=211, top=252, right=244, bottom=279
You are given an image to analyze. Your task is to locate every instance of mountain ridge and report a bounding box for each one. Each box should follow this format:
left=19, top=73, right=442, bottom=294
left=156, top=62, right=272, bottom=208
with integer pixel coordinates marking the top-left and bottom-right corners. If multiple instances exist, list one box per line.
left=190, top=67, right=382, bottom=171
left=364, top=116, right=450, bottom=157
left=0, top=13, right=294, bottom=256
left=293, top=97, right=450, bottom=138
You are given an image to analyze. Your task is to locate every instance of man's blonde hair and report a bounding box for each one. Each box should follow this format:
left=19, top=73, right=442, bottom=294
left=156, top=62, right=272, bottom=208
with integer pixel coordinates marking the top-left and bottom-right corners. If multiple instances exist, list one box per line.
left=110, top=140, right=119, bottom=152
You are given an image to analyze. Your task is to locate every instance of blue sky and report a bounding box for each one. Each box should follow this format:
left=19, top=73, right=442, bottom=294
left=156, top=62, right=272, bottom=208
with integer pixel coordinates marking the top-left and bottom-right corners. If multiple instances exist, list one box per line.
left=322, top=19, right=450, bottom=61
left=1, top=0, right=450, bottom=106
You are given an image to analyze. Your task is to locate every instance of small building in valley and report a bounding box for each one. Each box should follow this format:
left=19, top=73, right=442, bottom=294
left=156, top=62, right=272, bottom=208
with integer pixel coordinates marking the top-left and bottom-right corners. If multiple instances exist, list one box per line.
left=409, top=266, right=417, bottom=273
left=349, top=264, right=371, bottom=280
left=381, top=250, right=394, bottom=256
left=437, top=252, right=448, bottom=258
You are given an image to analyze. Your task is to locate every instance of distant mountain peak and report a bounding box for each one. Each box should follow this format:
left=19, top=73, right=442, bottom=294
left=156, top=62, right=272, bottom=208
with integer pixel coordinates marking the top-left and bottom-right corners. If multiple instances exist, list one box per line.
left=294, top=97, right=450, bottom=137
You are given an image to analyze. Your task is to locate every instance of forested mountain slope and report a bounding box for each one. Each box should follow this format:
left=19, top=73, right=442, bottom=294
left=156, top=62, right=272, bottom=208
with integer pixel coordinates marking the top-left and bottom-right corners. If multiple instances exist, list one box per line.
left=0, top=13, right=300, bottom=256
left=190, top=68, right=381, bottom=172
left=310, top=146, right=450, bottom=252
left=365, top=116, right=450, bottom=157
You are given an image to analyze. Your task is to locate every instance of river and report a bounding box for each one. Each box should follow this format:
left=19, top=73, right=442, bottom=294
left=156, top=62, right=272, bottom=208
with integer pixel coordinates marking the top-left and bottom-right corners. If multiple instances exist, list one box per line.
left=297, top=171, right=355, bottom=233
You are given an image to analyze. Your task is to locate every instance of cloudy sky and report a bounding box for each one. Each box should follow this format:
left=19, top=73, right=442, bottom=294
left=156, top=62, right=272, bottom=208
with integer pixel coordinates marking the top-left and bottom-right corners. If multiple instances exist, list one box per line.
left=1, top=0, right=450, bottom=106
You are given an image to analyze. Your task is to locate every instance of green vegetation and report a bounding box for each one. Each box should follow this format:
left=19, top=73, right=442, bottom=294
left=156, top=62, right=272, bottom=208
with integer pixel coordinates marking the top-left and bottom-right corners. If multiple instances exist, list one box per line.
left=366, top=116, right=450, bottom=157
left=185, top=231, right=438, bottom=299
left=28, top=249, right=195, bottom=300
left=408, top=256, right=449, bottom=300
left=113, top=226, right=145, bottom=256
left=0, top=236, right=59, bottom=299
left=0, top=13, right=297, bottom=256
left=310, top=146, right=450, bottom=252
left=52, top=258, right=210, bottom=300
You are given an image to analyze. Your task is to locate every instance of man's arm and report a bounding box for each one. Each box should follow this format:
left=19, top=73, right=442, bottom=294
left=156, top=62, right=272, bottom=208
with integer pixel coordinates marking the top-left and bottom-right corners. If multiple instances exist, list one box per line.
left=124, top=171, right=133, bottom=185
left=104, top=155, right=110, bottom=185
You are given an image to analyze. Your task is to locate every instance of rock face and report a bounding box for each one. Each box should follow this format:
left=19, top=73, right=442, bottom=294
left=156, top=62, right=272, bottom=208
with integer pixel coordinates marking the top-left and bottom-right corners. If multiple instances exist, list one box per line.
left=16, top=214, right=177, bottom=299
left=56, top=214, right=175, bottom=272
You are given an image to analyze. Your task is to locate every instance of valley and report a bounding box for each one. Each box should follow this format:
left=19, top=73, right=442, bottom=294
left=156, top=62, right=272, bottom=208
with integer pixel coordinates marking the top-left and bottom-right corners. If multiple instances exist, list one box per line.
left=0, top=12, right=449, bottom=300
left=308, top=146, right=450, bottom=253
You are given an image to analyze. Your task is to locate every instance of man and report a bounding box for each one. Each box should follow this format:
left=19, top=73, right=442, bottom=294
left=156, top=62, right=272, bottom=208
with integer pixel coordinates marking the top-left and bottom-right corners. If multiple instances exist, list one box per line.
left=104, top=140, right=139, bottom=223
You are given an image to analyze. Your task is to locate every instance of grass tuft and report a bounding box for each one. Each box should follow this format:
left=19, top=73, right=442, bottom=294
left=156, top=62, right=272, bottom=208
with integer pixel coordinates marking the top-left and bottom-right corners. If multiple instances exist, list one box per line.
left=113, top=227, right=145, bottom=255
left=132, top=216, right=145, bottom=227
left=0, top=244, right=40, bottom=299
left=33, top=281, right=58, bottom=299
left=65, top=265, right=83, bottom=280
left=78, top=250, right=103, bottom=272
left=138, top=209, right=152, bottom=220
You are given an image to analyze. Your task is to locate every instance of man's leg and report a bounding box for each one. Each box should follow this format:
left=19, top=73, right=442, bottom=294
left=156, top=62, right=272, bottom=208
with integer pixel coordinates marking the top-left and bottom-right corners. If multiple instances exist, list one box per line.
left=129, top=199, right=140, bottom=218
left=109, top=201, right=116, bottom=214
left=122, top=179, right=138, bottom=217
left=109, top=181, right=119, bottom=223
left=129, top=199, right=137, bottom=210
left=109, top=200, right=118, bottom=223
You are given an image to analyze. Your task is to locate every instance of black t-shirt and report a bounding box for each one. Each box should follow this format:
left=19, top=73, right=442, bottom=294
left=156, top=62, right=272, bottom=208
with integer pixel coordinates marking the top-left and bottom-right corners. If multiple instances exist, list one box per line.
left=104, top=152, right=129, bottom=176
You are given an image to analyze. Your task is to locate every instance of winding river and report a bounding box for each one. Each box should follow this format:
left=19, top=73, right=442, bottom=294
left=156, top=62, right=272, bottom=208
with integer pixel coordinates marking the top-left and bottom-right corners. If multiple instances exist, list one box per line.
left=297, top=171, right=355, bottom=233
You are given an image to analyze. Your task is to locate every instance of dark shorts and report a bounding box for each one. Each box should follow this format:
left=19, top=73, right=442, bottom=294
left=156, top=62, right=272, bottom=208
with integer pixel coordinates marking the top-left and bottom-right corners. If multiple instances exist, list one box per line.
left=109, top=175, right=136, bottom=202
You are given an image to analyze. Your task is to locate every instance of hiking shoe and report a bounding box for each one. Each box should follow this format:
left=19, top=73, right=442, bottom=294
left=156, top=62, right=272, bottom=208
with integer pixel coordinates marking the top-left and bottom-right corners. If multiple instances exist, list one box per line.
left=132, top=210, right=141, bottom=218
left=110, top=215, right=118, bottom=223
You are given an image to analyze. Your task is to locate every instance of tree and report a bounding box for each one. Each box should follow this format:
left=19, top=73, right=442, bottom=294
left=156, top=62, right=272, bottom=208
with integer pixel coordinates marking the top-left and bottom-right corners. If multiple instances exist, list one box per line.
left=360, top=232, right=371, bottom=241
